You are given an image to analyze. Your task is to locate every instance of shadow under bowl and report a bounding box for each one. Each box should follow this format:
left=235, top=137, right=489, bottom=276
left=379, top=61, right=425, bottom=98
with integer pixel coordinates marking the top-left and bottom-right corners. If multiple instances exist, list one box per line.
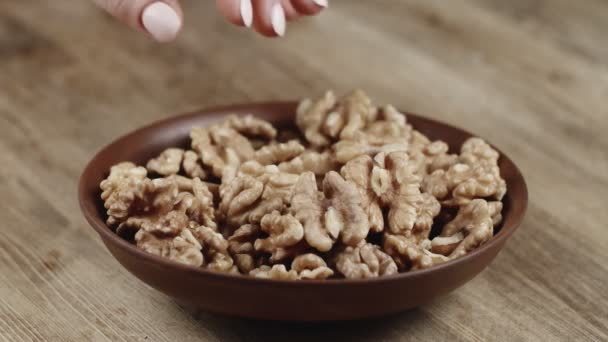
left=78, top=102, right=528, bottom=321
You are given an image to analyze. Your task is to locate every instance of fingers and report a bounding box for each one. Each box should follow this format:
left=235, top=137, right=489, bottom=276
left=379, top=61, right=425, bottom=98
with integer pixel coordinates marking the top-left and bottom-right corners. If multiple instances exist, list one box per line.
left=94, top=0, right=327, bottom=41
left=252, top=0, right=285, bottom=37
left=281, top=0, right=299, bottom=20
left=217, top=0, right=327, bottom=37
left=289, top=0, right=327, bottom=16
left=92, top=0, right=183, bottom=42
left=216, top=0, right=253, bottom=27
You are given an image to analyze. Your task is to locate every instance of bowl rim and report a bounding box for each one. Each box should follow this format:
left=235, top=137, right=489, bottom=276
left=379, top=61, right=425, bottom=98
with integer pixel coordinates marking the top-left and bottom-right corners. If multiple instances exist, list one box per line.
left=78, top=101, right=528, bottom=286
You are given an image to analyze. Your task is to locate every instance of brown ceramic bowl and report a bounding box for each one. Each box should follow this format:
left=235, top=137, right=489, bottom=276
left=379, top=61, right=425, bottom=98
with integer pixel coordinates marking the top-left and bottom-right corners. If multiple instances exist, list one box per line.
left=78, top=102, right=528, bottom=321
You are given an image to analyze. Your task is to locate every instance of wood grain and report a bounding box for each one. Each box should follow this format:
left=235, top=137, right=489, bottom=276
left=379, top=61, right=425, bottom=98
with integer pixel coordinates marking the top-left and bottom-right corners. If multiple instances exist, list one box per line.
left=0, top=0, right=606, bottom=340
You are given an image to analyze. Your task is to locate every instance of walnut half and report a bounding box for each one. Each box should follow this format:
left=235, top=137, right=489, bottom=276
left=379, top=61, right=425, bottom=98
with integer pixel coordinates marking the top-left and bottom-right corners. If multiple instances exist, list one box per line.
left=335, top=243, right=398, bottom=279
left=290, top=171, right=369, bottom=252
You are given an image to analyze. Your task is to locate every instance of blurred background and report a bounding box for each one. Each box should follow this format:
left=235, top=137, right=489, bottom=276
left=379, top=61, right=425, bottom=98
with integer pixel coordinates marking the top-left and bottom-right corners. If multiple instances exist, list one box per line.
left=0, top=1, right=606, bottom=341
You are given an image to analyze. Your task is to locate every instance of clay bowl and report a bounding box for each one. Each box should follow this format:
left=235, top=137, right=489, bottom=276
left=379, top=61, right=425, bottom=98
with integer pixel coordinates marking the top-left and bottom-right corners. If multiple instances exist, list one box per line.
left=78, top=102, right=528, bottom=321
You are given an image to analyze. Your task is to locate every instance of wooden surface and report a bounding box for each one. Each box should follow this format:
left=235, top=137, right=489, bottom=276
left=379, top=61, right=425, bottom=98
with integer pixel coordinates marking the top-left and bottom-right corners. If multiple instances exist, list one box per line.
left=1, top=0, right=607, bottom=341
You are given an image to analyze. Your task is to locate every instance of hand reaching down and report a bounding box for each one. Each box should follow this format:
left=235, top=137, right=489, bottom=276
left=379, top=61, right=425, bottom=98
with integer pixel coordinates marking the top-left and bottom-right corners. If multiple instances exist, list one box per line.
left=92, top=0, right=328, bottom=42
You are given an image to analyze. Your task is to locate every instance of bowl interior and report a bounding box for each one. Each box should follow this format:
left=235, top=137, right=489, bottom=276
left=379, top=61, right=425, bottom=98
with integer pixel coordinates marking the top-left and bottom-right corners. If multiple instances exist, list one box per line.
left=79, top=102, right=528, bottom=281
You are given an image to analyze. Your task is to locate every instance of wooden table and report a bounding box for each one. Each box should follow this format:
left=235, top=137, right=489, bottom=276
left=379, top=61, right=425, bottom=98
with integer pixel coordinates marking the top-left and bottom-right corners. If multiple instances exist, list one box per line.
left=1, top=1, right=606, bottom=340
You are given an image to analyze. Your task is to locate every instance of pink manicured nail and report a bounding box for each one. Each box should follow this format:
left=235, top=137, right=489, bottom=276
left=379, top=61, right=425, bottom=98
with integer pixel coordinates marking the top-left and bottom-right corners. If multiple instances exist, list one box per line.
left=142, top=2, right=182, bottom=42
left=271, top=3, right=286, bottom=37
left=313, top=0, right=328, bottom=8
left=240, top=0, right=253, bottom=27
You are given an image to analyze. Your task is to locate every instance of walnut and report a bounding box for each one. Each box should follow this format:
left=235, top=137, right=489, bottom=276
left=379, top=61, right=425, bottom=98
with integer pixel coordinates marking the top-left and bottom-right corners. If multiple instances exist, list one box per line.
left=119, top=208, right=224, bottom=269
left=228, top=224, right=259, bottom=255
left=224, top=161, right=299, bottom=205
left=193, top=114, right=276, bottom=183
left=190, top=124, right=251, bottom=179
left=291, top=254, right=334, bottom=280
left=422, top=137, right=505, bottom=205
left=379, top=105, right=407, bottom=127
left=217, top=148, right=241, bottom=185
left=415, top=192, right=442, bottom=234
left=290, top=172, right=332, bottom=251
left=146, top=148, right=184, bottom=176
left=424, top=163, right=506, bottom=206
left=459, top=137, right=499, bottom=166
left=169, top=174, right=195, bottom=192
left=218, top=173, right=263, bottom=213
left=331, top=106, right=411, bottom=164
left=438, top=200, right=502, bottom=258
left=225, top=114, right=277, bottom=140
left=430, top=233, right=465, bottom=256
left=340, top=155, right=384, bottom=233
left=249, top=254, right=333, bottom=280
left=100, top=162, right=148, bottom=225
left=334, top=138, right=409, bottom=164
left=296, top=89, right=378, bottom=147
left=219, top=161, right=298, bottom=228
left=262, top=172, right=299, bottom=205
left=278, top=150, right=338, bottom=176
left=117, top=209, right=188, bottom=237
left=254, top=140, right=305, bottom=165
left=450, top=164, right=506, bottom=206
left=358, top=105, right=411, bottom=146
left=101, top=165, right=230, bottom=272
left=371, top=152, right=439, bottom=235
left=250, top=265, right=299, bottom=280
left=254, top=211, right=304, bottom=254
left=102, top=169, right=179, bottom=227
left=168, top=175, right=218, bottom=200
left=333, top=105, right=411, bottom=165
left=237, top=161, right=300, bottom=203
left=406, top=140, right=457, bottom=179
left=333, top=89, right=376, bottom=140
left=414, top=249, right=450, bottom=270
left=422, top=163, right=471, bottom=200
left=424, top=141, right=458, bottom=173
left=191, top=126, right=227, bottom=177
left=233, top=254, right=255, bottom=274
left=218, top=174, right=284, bottom=228
left=168, top=229, right=204, bottom=266
left=268, top=241, right=310, bottom=263
left=296, top=90, right=337, bottom=147
left=408, top=140, right=458, bottom=178
left=192, top=225, right=236, bottom=272
left=291, top=171, right=369, bottom=252
left=206, top=251, right=237, bottom=273
left=383, top=234, right=448, bottom=270
left=135, top=221, right=203, bottom=267
left=211, top=126, right=255, bottom=161
left=182, top=150, right=206, bottom=179
left=218, top=175, right=262, bottom=224
left=323, top=171, right=370, bottom=246
left=335, top=243, right=398, bottom=279
left=194, top=225, right=228, bottom=252
left=228, top=160, right=274, bottom=183
left=228, top=224, right=261, bottom=273
left=175, top=178, right=216, bottom=229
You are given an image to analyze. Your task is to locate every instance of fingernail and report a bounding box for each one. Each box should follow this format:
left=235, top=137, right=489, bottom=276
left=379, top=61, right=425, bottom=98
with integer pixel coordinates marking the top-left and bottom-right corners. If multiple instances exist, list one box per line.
left=142, top=2, right=182, bottom=43
left=240, top=0, right=253, bottom=27
left=271, top=3, right=286, bottom=37
left=313, top=0, right=328, bottom=8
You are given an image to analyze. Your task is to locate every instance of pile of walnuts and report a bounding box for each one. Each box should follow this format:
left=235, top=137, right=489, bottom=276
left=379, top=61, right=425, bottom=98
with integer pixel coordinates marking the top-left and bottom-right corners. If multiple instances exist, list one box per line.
left=100, top=90, right=507, bottom=280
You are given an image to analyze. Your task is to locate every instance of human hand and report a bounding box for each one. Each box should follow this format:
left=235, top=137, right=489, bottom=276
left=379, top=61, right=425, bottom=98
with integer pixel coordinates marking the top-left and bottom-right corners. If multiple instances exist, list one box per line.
left=92, top=0, right=328, bottom=43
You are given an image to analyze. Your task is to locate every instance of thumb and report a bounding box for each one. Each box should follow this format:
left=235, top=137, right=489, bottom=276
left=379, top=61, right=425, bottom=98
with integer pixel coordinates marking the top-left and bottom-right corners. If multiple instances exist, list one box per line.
left=93, top=0, right=183, bottom=43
